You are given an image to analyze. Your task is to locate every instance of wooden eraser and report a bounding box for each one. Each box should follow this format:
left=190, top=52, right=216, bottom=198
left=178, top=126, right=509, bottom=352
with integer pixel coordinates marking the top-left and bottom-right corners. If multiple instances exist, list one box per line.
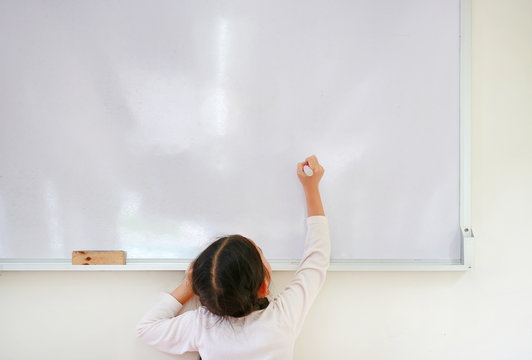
left=72, top=251, right=126, bottom=265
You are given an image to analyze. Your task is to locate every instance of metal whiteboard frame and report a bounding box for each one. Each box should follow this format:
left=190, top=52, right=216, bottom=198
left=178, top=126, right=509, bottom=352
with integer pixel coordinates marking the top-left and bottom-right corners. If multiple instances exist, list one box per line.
left=0, top=0, right=473, bottom=272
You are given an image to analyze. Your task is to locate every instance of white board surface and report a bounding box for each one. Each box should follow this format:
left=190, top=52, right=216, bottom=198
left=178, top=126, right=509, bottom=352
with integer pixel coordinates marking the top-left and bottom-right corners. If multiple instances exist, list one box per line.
left=0, top=0, right=461, bottom=263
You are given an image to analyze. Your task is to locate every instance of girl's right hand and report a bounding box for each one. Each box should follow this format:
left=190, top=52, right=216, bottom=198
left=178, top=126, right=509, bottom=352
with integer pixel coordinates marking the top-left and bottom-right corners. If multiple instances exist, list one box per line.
left=297, top=155, right=325, bottom=190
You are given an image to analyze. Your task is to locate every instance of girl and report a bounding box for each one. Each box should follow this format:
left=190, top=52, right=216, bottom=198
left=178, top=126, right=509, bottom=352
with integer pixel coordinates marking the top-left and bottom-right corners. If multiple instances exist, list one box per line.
left=136, top=155, right=330, bottom=359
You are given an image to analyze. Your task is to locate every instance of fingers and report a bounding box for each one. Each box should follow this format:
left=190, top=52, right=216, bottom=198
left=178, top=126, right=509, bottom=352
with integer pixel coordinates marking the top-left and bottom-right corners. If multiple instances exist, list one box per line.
left=305, top=155, right=318, bottom=170
left=297, top=162, right=305, bottom=177
left=297, top=155, right=322, bottom=178
left=186, top=261, right=194, bottom=277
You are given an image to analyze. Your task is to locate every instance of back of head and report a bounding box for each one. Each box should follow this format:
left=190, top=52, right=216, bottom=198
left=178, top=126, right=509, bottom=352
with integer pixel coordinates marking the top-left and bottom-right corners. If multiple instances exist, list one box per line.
left=192, top=235, right=270, bottom=318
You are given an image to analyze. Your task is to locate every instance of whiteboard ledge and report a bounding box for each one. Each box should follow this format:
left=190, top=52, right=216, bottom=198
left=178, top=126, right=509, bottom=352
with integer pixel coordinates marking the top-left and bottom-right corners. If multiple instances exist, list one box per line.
left=0, top=233, right=474, bottom=272
left=0, top=260, right=471, bottom=272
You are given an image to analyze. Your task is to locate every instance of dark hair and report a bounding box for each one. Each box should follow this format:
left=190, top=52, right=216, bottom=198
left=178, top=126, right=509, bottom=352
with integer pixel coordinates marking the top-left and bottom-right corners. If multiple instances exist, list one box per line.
left=192, top=235, right=270, bottom=318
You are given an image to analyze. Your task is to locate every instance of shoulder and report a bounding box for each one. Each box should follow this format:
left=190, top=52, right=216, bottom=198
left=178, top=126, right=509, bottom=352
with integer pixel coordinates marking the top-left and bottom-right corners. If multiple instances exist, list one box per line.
left=261, top=298, right=295, bottom=327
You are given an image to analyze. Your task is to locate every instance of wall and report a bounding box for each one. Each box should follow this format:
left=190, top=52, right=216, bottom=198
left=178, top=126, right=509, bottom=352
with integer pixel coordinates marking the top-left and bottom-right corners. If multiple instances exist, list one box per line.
left=1, top=0, right=531, bottom=358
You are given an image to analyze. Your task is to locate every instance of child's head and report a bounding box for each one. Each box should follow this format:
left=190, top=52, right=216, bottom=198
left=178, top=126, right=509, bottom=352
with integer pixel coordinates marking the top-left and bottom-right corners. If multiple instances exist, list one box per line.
left=192, top=234, right=272, bottom=318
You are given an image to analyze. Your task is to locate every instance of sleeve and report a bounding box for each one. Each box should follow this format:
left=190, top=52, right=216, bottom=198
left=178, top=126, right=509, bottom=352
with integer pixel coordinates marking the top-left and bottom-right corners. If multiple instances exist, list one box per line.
left=136, top=292, right=200, bottom=355
left=274, top=215, right=331, bottom=336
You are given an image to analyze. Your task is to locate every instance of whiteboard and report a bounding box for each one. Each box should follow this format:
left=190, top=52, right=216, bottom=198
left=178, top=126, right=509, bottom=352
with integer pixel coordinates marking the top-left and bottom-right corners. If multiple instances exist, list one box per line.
left=0, top=0, right=472, bottom=270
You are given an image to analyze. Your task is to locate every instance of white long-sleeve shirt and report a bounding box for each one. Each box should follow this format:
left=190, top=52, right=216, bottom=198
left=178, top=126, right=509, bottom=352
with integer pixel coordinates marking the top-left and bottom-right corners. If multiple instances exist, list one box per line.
left=136, top=215, right=330, bottom=360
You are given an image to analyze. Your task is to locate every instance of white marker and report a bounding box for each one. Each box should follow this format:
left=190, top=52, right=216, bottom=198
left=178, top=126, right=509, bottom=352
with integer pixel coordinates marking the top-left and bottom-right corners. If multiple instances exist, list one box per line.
left=303, top=165, right=313, bottom=176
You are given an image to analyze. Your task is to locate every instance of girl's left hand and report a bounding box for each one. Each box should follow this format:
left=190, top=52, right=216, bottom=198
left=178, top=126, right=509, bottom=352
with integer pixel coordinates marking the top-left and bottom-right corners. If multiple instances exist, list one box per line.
left=170, top=261, right=195, bottom=304
left=183, top=261, right=194, bottom=293
left=185, top=261, right=193, bottom=284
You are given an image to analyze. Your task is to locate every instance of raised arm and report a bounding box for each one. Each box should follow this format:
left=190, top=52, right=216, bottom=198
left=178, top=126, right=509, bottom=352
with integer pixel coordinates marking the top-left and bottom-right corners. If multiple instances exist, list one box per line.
left=298, top=155, right=325, bottom=217
left=274, top=155, right=330, bottom=336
